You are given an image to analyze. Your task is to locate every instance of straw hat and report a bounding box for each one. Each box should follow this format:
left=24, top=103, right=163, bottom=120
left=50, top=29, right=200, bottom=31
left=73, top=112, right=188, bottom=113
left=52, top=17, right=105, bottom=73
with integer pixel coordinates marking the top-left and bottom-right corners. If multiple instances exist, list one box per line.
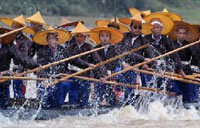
left=0, top=27, right=17, bottom=45
left=169, top=21, right=199, bottom=42
left=58, top=17, right=83, bottom=28
left=33, top=26, right=71, bottom=45
left=0, top=15, right=26, bottom=27
left=119, top=14, right=153, bottom=35
left=143, top=13, right=174, bottom=35
left=26, top=11, right=48, bottom=25
left=129, top=8, right=151, bottom=17
left=96, top=17, right=130, bottom=33
left=156, top=8, right=182, bottom=21
left=119, top=13, right=144, bottom=25
left=90, top=27, right=123, bottom=45
left=0, top=15, right=35, bottom=34
left=71, top=22, right=90, bottom=35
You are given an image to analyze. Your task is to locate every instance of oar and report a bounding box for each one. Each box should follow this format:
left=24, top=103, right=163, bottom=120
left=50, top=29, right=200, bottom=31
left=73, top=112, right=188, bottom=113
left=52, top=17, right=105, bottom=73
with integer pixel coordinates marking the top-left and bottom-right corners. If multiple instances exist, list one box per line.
left=0, top=76, right=46, bottom=81
left=132, top=69, right=200, bottom=86
left=61, top=73, right=175, bottom=96
left=0, top=26, right=27, bottom=38
left=0, top=45, right=109, bottom=83
left=44, top=44, right=149, bottom=87
left=106, top=39, right=200, bottom=79
left=164, top=72, right=200, bottom=82
left=0, top=76, right=72, bottom=82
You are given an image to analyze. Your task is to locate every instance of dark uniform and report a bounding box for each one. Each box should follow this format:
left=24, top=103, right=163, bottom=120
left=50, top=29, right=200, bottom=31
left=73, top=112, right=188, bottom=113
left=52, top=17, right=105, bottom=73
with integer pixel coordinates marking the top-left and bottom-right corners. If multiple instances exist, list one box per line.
left=35, top=44, right=71, bottom=108
left=68, top=42, right=102, bottom=107
left=12, top=33, right=33, bottom=99
left=0, top=42, right=38, bottom=109
left=117, top=33, right=151, bottom=104
left=170, top=40, right=199, bottom=104
left=93, top=44, right=119, bottom=106
left=144, top=34, right=183, bottom=89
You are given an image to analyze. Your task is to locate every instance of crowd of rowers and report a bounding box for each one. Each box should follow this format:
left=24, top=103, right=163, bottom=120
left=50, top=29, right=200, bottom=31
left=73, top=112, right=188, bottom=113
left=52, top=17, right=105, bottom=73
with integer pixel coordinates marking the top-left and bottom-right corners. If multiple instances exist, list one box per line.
left=0, top=8, right=200, bottom=109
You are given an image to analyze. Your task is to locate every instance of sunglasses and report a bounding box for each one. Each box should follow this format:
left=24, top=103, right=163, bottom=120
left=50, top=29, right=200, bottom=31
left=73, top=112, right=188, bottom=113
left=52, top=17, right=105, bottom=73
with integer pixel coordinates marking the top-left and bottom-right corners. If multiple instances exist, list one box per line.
left=133, top=26, right=142, bottom=30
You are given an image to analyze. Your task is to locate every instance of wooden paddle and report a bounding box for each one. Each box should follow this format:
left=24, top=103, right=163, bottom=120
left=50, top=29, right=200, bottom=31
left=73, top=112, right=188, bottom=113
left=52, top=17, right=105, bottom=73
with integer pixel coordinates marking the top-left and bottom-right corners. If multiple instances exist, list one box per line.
left=0, top=26, right=27, bottom=39
left=44, top=44, right=149, bottom=87
left=106, top=39, right=200, bottom=79
left=61, top=73, right=176, bottom=96
left=132, top=69, right=200, bottom=86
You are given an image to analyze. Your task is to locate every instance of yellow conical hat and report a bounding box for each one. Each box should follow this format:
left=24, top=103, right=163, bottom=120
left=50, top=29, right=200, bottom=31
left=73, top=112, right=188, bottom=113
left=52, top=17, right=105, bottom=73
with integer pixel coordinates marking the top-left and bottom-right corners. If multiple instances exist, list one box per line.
left=96, top=17, right=130, bottom=33
left=0, top=15, right=34, bottom=34
left=71, top=22, right=90, bottom=35
left=26, top=11, right=47, bottom=25
left=143, top=13, right=174, bottom=35
left=154, top=8, right=182, bottom=21
left=90, top=27, right=123, bottom=45
left=33, top=26, right=72, bottom=45
left=0, top=15, right=26, bottom=27
left=59, top=17, right=71, bottom=26
left=129, top=8, right=151, bottom=17
left=119, top=13, right=144, bottom=25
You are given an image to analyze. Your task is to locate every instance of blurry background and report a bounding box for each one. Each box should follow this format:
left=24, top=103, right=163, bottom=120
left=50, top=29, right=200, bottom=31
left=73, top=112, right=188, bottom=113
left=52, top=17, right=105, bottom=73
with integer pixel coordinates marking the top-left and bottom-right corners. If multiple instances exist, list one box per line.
left=0, top=0, right=199, bottom=26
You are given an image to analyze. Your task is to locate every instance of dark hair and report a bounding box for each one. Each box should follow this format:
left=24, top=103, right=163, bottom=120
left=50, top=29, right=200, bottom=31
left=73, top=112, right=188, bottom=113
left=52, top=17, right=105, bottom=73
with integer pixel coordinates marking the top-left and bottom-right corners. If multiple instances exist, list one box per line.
left=176, top=25, right=189, bottom=33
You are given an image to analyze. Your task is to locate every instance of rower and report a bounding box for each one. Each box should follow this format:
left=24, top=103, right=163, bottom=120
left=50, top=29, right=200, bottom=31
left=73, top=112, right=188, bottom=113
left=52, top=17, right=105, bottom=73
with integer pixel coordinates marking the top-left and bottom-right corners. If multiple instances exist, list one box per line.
left=0, top=15, right=36, bottom=99
left=0, top=28, right=39, bottom=109
left=32, top=26, right=71, bottom=108
left=90, top=23, right=123, bottom=106
left=143, top=13, right=184, bottom=89
left=115, top=14, right=152, bottom=105
left=168, top=21, right=200, bottom=108
left=68, top=22, right=103, bottom=108
left=25, top=11, right=48, bottom=58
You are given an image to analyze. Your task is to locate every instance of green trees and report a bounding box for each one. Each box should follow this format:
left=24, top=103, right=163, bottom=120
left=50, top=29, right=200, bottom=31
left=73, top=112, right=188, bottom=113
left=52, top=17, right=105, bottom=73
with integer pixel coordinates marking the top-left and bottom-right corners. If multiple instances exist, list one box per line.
left=0, top=0, right=199, bottom=16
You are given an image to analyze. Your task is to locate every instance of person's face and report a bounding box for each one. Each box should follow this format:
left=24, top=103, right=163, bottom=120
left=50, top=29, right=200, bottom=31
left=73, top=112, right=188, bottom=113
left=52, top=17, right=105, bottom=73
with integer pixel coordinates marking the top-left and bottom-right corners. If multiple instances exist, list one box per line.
left=99, top=31, right=111, bottom=45
left=75, top=33, right=86, bottom=45
left=176, top=28, right=187, bottom=42
left=47, top=33, right=58, bottom=48
left=131, top=23, right=142, bottom=36
left=30, top=22, right=43, bottom=32
left=152, top=24, right=162, bottom=37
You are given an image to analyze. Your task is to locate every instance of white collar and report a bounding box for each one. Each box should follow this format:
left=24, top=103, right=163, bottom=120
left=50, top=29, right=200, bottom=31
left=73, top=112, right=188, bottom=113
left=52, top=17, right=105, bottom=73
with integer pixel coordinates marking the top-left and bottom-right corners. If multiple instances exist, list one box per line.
left=77, top=42, right=84, bottom=49
left=152, top=34, right=162, bottom=41
left=131, top=36, right=139, bottom=45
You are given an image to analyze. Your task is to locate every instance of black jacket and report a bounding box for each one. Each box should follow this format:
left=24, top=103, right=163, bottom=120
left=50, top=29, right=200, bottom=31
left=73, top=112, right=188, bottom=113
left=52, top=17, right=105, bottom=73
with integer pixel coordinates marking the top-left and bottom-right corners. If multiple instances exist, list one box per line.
left=145, top=34, right=183, bottom=72
left=118, top=33, right=151, bottom=66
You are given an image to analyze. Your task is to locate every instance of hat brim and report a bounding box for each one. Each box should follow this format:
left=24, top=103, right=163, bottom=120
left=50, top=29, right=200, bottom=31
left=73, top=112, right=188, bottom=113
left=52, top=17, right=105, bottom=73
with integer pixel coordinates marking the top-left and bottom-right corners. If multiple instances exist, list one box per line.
left=33, top=29, right=72, bottom=45
left=90, top=27, right=123, bottom=45
left=0, top=27, right=17, bottom=45
left=169, top=21, right=199, bottom=42
left=144, top=13, right=174, bottom=35
left=96, top=20, right=130, bottom=33
left=157, top=12, right=182, bottom=21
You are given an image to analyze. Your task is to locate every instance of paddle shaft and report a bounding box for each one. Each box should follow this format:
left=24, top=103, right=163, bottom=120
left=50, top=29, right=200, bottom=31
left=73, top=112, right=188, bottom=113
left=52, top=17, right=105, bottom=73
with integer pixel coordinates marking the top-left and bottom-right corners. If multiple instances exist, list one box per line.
left=61, top=74, right=175, bottom=96
left=0, top=26, right=27, bottom=39
left=106, top=40, right=200, bottom=79
left=132, top=69, right=200, bottom=86
left=45, top=44, right=149, bottom=87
